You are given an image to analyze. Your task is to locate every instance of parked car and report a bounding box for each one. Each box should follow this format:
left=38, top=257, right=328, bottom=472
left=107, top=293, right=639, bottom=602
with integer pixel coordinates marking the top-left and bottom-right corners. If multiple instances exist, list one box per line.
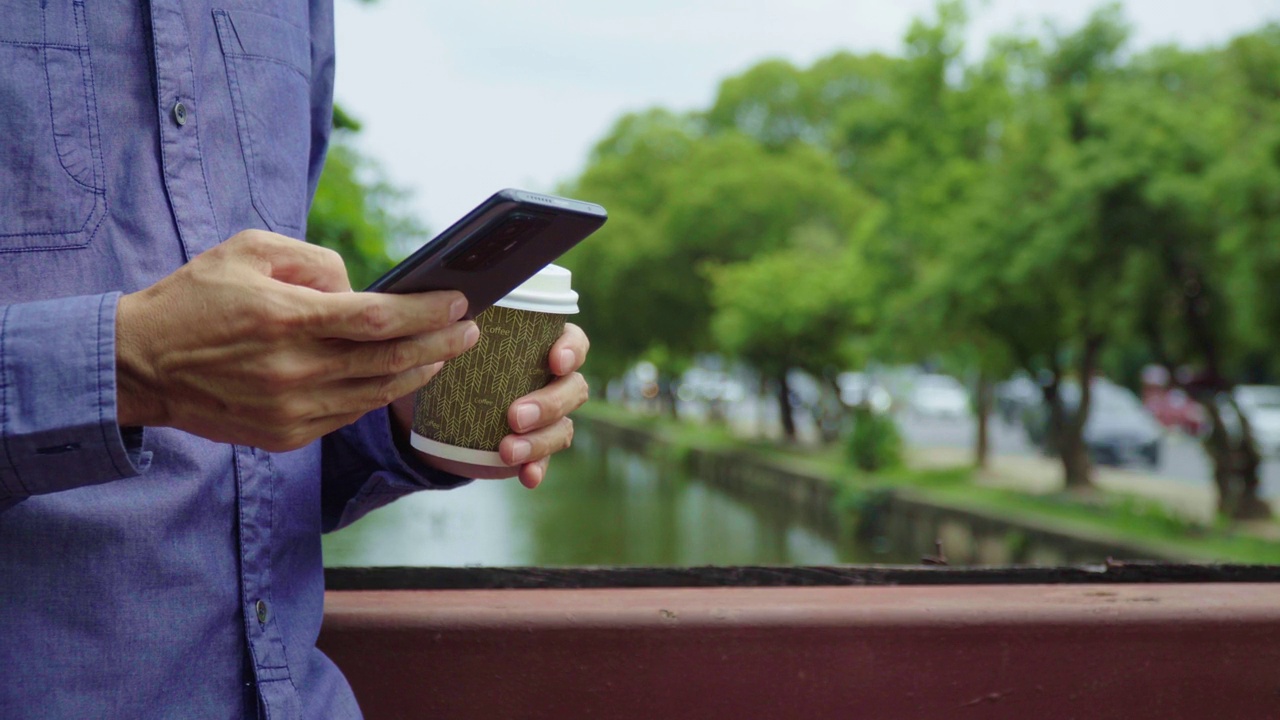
left=1022, top=379, right=1162, bottom=468
left=1225, top=385, right=1280, bottom=457
left=907, top=374, right=970, bottom=419
left=676, top=367, right=746, bottom=405
left=995, top=373, right=1042, bottom=425
left=836, top=371, right=892, bottom=414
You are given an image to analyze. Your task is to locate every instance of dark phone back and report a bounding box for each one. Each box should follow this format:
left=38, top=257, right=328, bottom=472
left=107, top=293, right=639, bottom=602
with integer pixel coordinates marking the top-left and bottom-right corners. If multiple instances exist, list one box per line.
left=365, top=189, right=606, bottom=316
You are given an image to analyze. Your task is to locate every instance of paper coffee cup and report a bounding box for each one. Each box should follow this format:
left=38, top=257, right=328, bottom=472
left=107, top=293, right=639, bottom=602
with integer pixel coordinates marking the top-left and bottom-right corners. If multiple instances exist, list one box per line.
left=410, top=264, right=578, bottom=476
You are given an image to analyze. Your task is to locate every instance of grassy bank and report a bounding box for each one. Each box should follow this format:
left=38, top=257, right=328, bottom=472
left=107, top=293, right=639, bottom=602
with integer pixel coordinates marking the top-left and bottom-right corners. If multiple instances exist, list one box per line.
left=577, top=401, right=1280, bottom=565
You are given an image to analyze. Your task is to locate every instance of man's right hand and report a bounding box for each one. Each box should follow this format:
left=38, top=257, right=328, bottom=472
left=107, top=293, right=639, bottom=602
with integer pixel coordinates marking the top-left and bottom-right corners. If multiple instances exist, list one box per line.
left=115, top=230, right=478, bottom=452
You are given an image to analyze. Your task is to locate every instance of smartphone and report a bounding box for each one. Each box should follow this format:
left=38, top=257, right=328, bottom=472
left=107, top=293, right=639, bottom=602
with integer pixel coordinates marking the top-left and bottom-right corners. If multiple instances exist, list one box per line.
left=365, top=189, right=607, bottom=317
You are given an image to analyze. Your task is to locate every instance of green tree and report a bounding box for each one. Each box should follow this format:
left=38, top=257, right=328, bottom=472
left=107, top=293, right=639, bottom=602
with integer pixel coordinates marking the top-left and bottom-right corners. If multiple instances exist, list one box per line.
left=562, top=116, right=866, bottom=413
left=708, top=223, right=876, bottom=441
left=1098, top=33, right=1279, bottom=518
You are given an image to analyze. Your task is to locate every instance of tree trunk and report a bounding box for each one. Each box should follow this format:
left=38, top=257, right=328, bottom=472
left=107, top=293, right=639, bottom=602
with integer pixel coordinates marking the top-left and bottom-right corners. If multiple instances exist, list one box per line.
left=1217, top=394, right=1273, bottom=520
left=1157, top=254, right=1269, bottom=520
left=1200, top=398, right=1237, bottom=516
left=660, top=378, right=679, bottom=420
left=1060, top=337, right=1102, bottom=490
left=1041, top=375, right=1064, bottom=457
left=776, top=371, right=797, bottom=443
left=974, top=370, right=992, bottom=470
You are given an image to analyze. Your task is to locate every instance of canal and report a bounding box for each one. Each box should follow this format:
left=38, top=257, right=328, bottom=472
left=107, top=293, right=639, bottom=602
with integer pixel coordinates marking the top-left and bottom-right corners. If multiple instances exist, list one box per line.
left=323, top=428, right=901, bottom=567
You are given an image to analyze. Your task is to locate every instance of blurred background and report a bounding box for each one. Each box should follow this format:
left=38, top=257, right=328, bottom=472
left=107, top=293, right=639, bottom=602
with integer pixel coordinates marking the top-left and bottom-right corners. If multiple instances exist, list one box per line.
left=316, top=0, right=1280, bottom=568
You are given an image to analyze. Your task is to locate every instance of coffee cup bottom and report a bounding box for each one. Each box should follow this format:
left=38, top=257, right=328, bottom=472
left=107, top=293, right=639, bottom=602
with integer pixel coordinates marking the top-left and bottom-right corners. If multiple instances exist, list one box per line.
left=411, top=432, right=518, bottom=480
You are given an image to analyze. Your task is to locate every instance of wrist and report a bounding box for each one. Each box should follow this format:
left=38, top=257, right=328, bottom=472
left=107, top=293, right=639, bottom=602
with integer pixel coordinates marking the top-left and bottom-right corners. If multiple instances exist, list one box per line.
left=388, top=394, right=416, bottom=455
left=115, top=291, right=168, bottom=428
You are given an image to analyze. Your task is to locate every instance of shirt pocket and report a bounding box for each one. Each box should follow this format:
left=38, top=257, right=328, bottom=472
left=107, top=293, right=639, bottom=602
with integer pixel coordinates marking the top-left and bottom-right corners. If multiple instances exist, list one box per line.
left=0, top=0, right=106, bottom=252
left=213, top=8, right=312, bottom=235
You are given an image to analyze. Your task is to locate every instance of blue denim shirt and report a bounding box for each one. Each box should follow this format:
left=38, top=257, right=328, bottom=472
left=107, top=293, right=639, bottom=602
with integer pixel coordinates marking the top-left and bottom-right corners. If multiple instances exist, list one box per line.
left=0, top=2, right=464, bottom=718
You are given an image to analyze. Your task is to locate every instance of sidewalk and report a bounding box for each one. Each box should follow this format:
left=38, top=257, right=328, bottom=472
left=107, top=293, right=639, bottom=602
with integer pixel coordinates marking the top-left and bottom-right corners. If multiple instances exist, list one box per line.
left=909, top=445, right=1280, bottom=533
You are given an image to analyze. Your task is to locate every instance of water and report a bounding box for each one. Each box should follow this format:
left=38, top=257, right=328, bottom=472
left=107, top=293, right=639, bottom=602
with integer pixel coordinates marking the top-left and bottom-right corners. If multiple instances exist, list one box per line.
left=322, top=429, right=879, bottom=567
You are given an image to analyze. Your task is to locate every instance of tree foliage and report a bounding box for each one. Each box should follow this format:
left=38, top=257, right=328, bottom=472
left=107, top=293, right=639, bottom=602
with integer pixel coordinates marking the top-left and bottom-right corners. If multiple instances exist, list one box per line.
left=566, top=3, right=1280, bottom=518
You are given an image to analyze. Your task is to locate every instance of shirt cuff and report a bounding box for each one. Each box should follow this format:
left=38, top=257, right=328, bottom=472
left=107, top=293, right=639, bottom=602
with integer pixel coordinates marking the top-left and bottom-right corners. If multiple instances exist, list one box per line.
left=367, top=406, right=471, bottom=490
left=0, top=293, right=151, bottom=499
left=320, top=407, right=470, bottom=532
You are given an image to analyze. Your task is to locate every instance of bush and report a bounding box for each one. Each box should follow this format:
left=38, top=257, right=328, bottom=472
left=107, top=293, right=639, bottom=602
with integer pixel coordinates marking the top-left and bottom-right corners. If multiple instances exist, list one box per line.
left=845, top=406, right=903, bottom=472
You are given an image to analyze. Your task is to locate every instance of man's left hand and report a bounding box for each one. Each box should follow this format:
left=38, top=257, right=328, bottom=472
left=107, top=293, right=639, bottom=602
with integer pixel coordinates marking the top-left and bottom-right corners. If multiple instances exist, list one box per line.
left=494, top=322, right=590, bottom=488
left=389, top=322, right=589, bottom=488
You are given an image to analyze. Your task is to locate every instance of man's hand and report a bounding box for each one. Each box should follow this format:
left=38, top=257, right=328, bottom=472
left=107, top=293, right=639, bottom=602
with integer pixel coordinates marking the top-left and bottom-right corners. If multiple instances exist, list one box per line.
left=116, top=230, right=478, bottom=452
left=390, top=322, right=590, bottom=488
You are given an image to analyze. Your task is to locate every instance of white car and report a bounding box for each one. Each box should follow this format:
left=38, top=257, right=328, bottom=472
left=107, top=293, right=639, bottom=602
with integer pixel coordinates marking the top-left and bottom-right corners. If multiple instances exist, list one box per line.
left=908, top=374, right=970, bottom=418
left=1233, top=385, right=1280, bottom=457
left=836, top=372, right=892, bottom=413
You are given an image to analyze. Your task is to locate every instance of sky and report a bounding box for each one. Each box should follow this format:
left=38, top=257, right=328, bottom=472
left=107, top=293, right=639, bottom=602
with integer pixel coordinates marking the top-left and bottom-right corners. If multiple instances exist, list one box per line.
left=332, top=0, right=1280, bottom=236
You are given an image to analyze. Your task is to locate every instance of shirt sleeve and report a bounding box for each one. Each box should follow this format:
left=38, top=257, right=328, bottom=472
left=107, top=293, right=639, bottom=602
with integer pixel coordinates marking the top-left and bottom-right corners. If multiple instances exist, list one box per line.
left=0, top=292, right=151, bottom=506
left=320, top=407, right=470, bottom=533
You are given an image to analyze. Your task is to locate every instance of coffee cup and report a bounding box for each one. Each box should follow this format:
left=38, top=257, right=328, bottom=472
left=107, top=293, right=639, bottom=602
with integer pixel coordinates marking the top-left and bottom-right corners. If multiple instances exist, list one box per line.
left=410, top=264, right=578, bottom=478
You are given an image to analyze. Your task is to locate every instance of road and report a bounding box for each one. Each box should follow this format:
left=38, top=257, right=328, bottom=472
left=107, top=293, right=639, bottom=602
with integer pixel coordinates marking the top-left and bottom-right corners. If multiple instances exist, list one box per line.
left=897, top=412, right=1280, bottom=500
left=677, top=395, right=1280, bottom=500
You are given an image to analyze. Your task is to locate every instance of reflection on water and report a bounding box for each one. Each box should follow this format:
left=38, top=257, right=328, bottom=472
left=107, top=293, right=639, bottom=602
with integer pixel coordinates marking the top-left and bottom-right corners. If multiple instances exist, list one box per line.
left=323, top=430, right=876, bottom=567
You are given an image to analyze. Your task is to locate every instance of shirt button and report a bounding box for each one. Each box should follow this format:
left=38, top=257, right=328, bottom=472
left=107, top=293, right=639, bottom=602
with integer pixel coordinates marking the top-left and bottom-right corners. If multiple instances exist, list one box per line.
left=172, top=101, right=188, bottom=126
left=255, top=599, right=268, bottom=624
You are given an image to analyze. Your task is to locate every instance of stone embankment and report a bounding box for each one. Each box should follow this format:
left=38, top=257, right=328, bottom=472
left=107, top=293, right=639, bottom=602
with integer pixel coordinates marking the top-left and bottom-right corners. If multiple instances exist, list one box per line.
left=581, top=414, right=1185, bottom=564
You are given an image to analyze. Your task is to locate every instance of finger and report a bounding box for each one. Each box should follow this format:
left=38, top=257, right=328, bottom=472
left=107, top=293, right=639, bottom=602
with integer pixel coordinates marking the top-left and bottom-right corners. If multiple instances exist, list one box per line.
left=319, top=362, right=448, bottom=418
left=244, top=406, right=370, bottom=453
left=247, top=232, right=355, bottom=293
left=508, top=373, right=589, bottom=433
left=499, top=417, right=574, bottom=467
left=301, top=289, right=469, bottom=341
left=320, top=322, right=479, bottom=381
left=519, top=457, right=550, bottom=490
left=549, top=322, right=590, bottom=376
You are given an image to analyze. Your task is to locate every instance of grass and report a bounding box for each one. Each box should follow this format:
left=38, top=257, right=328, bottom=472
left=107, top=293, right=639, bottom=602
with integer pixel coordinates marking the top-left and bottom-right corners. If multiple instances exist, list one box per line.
left=577, top=401, right=1280, bottom=565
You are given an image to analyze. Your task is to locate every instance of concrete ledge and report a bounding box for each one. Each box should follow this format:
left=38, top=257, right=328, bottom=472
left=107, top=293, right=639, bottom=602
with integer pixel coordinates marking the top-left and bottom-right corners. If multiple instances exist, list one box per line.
left=320, top=584, right=1280, bottom=719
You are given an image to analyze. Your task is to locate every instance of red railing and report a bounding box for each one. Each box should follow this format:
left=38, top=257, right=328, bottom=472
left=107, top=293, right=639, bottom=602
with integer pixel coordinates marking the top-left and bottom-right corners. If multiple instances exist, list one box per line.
left=319, top=567, right=1280, bottom=719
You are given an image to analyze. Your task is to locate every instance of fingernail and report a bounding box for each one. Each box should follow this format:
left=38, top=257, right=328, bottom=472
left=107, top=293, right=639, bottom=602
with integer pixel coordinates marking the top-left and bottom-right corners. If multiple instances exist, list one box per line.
left=449, top=297, right=468, bottom=322
left=558, top=348, right=575, bottom=372
left=509, top=439, right=532, bottom=464
left=515, top=403, right=540, bottom=431
left=462, top=322, right=480, bottom=349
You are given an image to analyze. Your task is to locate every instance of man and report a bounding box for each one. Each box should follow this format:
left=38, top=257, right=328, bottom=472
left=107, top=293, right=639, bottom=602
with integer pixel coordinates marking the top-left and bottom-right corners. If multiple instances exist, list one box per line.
left=0, top=1, right=588, bottom=717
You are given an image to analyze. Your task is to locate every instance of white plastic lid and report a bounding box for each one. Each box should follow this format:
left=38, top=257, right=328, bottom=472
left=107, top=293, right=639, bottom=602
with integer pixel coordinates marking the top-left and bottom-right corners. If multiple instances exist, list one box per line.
left=493, top=264, right=579, bottom=314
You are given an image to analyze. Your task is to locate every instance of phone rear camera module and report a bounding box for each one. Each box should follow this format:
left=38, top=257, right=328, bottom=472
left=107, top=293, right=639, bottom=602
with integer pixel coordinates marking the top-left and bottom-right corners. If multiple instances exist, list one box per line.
left=444, top=212, right=552, bottom=272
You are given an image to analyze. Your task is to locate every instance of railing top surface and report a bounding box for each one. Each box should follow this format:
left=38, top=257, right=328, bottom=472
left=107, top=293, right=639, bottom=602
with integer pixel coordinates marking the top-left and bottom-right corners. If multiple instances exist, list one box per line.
left=325, top=562, right=1280, bottom=591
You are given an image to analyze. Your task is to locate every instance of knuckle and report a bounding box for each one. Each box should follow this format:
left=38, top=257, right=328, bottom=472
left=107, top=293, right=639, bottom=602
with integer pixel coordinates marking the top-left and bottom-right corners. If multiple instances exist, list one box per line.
left=318, top=245, right=345, bottom=269
left=384, top=342, right=414, bottom=374
left=360, top=302, right=392, bottom=336
left=277, top=428, right=311, bottom=452
left=270, top=399, right=310, bottom=428
left=370, top=377, right=401, bottom=409
left=260, top=301, right=307, bottom=338
left=563, top=418, right=575, bottom=449
left=260, top=357, right=307, bottom=387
